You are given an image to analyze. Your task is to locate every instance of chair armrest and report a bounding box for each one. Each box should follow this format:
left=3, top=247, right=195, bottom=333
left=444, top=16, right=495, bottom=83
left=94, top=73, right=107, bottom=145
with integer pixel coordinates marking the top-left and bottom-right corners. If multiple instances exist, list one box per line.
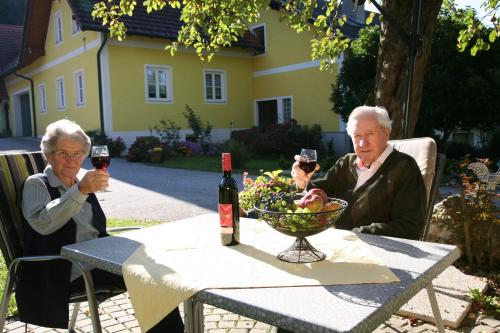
left=9, top=255, right=85, bottom=274
left=106, top=226, right=142, bottom=233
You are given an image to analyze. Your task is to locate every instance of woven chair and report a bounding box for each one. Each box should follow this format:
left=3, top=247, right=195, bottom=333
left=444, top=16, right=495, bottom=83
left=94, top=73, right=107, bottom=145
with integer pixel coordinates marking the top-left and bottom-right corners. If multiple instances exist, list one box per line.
left=0, top=151, right=126, bottom=333
left=388, top=137, right=446, bottom=241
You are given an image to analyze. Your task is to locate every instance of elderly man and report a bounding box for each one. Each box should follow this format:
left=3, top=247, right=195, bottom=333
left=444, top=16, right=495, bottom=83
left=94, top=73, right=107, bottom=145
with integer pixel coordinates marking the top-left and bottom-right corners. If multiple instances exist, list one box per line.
left=292, top=105, right=426, bottom=240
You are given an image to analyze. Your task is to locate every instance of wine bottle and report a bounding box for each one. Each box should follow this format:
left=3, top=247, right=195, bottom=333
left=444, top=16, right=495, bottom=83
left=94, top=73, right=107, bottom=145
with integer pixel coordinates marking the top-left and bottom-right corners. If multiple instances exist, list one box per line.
left=218, top=153, right=240, bottom=246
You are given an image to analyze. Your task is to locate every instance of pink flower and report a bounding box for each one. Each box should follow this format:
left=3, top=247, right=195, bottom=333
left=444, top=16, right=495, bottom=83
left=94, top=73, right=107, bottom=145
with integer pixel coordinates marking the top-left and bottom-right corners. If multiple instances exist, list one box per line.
left=243, top=171, right=253, bottom=185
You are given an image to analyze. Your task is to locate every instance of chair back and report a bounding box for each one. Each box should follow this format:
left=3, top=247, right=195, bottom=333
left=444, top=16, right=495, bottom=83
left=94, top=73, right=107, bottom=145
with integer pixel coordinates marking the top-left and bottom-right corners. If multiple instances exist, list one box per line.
left=388, top=138, right=444, bottom=241
left=0, top=152, right=46, bottom=266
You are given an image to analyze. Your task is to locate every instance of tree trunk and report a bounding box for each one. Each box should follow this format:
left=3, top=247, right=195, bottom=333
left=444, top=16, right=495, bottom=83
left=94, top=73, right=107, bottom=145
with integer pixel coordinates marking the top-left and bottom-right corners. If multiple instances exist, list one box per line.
left=374, top=0, right=442, bottom=139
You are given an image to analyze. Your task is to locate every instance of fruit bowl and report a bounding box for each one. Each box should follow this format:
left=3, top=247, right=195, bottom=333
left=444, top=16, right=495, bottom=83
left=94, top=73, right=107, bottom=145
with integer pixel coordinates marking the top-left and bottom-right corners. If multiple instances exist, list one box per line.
left=254, top=195, right=348, bottom=263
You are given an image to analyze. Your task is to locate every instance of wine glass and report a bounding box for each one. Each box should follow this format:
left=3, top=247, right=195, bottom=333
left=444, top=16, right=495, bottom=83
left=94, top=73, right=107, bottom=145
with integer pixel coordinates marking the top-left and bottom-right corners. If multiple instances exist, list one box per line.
left=298, top=149, right=317, bottom=193
left=91, top=145, right=110, bottom=192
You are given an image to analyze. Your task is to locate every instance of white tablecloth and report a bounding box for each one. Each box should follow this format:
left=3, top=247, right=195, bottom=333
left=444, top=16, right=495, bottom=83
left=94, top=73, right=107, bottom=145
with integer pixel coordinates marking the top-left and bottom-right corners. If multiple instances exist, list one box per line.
left=121, top=214, right=399, bottom=331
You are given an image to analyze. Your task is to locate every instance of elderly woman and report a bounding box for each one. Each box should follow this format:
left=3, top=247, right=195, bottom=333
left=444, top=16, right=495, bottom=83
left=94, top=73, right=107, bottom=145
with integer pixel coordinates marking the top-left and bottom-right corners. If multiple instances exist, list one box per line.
left=17, top=119, right=184, bottom=332
left=292, top=105, right=426, bottom=240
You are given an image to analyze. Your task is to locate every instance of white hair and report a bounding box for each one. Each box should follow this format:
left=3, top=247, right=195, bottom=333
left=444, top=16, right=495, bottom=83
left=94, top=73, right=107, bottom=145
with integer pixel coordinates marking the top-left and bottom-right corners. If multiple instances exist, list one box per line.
left=40, top=119, right=91, bottom=159
left=346, top=105, right=392, bottom=137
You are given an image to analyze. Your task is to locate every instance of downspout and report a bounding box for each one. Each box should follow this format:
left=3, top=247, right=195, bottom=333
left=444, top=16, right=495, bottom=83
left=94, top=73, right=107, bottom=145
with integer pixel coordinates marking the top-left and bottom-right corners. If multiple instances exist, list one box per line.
left=96, top=33, right=108, bottom=135
left=15, top=72, right=37, bottom=137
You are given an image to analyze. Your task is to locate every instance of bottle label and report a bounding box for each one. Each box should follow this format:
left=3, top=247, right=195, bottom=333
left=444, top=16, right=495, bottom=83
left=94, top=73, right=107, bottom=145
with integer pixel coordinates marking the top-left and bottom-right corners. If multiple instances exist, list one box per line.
left=219, top=204, right=233, bottom=227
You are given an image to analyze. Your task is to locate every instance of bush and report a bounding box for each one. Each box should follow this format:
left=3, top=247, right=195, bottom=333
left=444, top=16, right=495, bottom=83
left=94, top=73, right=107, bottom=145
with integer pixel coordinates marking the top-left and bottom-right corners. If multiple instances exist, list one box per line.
left=154, top=120, right=181, bottom=151
left=183, top=104, right=212, bottom=143
left=86, top=130, right=127, bottom=157
left=428, top=159, right=500, bottom=271
left=288, top=124, right=323, bottom=154
left=230, top=127, right=259, bottom=152
left=177, top=141, right=204, bottom=157
left=220, top=140, right=252, bottom=168
left=230, top=122, right=323, bottom=156
left=445, top=142, right=477, bottom=160
left=483, top=127, right=500, bottom=161
left=429, top=190, right=499, bottom=270
left=278, top=154, right=290, bottom=170
left=127, top=136, right=161, bottom=162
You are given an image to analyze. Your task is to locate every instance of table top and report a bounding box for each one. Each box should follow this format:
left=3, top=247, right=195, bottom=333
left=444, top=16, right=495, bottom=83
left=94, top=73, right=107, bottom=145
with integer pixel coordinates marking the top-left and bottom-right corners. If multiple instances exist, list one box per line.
left=61, top=214, right=460, bottom=333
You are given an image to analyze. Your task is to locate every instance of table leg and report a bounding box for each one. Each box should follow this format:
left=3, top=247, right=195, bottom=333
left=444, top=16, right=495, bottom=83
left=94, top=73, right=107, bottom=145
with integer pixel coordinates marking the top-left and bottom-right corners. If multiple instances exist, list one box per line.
left=76, top=263, right=102, bottom=333
left=183, top=299, right=204, bottom=333
left=426, top=284, right=445, bottom=333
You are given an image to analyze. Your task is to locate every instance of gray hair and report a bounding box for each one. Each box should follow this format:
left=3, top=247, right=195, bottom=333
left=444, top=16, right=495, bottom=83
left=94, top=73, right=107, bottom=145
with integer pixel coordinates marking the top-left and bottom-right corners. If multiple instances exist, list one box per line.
left=346, top=105, right=392, bottom=137
left=40, top=119, right=91, bottom=159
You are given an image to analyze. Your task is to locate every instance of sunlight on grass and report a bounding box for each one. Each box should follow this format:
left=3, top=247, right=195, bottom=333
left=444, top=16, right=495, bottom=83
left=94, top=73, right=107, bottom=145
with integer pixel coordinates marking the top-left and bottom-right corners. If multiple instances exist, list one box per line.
left=0, top=218, right=163, bottom=319
left=0, top=256, right=17, bottom=317
left=107, top=218, right=162, bottom=229
left=157, top=155, right=283, bottom=175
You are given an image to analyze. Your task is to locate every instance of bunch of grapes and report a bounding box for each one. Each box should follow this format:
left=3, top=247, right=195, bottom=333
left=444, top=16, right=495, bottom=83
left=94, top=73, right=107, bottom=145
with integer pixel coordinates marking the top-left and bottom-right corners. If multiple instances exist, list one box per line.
left=257, top=191, right=295, bottom=212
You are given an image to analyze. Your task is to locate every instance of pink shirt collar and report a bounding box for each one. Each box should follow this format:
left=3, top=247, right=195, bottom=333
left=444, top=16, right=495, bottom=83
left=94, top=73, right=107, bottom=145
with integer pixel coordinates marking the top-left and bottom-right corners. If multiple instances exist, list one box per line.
left=355, top=144, right=393, bottom=170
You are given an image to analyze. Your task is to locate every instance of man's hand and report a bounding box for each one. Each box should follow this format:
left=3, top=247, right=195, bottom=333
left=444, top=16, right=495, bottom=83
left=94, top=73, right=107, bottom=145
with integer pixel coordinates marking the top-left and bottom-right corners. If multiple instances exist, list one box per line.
left=78, top=169, right=110, bottom=194
left=290, top=155, right=320, bottom=190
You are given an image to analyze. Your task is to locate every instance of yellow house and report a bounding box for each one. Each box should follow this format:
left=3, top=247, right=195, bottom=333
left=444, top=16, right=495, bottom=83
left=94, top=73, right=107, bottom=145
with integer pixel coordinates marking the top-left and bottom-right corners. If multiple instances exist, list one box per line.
left=0, top=0, right=367, bottom=147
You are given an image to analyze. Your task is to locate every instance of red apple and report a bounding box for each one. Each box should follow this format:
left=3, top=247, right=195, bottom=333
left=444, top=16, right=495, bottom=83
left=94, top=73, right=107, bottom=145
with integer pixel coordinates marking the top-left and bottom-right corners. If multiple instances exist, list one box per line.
left=299, top=194, right=324, bottom=213
left=307, top=188, right=328, bottom=204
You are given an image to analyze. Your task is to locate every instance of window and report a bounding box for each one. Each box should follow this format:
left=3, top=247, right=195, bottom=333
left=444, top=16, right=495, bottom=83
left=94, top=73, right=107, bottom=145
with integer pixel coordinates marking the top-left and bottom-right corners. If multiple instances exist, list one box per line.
left=250, top=24, right=266, bottom=55
left=204, top=70, right=227, bottom=103
left=72, top=16, right=81, bottom=35
left=38, top=84, right=47, bottom=113
left=144, top=65, right=173, bottom=103
left=282, top=97, right=292, bottom=123
left=54, top=11, right=63, bottom=44
left=56, top=76, right=66, bottom=110
left=74, top=70, right=85, bottom=107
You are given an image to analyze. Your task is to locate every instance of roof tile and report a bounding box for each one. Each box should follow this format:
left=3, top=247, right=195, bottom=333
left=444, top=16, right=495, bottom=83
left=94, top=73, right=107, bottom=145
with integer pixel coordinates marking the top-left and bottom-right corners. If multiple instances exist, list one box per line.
left=68, top=0, right=263, bottom=50
left=0, top=24, right=23, bottom=74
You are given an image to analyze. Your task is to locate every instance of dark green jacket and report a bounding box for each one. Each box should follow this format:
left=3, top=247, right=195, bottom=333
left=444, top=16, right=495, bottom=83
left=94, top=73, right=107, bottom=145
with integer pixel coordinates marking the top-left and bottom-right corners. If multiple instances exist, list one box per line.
left=311, top=150, right=426, bottom=240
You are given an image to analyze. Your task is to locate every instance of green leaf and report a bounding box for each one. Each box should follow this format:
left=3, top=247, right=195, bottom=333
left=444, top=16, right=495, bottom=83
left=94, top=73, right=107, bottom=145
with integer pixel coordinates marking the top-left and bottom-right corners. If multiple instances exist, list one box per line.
left=489, top=30, right=497, bottom=42
left=366, top=12, right=375, bottom=25
left=470, top=45, right=479, bottom=56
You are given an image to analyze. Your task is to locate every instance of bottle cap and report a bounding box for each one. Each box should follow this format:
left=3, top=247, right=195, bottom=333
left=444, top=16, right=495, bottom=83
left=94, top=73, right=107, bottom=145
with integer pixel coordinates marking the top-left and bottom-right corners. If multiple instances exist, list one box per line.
left=222, top=153, right=231, bottom=171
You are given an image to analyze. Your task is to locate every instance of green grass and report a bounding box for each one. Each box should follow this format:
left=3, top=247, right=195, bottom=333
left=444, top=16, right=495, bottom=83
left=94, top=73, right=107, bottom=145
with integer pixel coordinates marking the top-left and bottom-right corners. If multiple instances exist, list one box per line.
left=156, top=155, right=284, bottom=175
left=0, top=256, right=16, bottom=317
left=0, top=218, right=163, bottom=318
left=107, top=218, right=162, bottom=229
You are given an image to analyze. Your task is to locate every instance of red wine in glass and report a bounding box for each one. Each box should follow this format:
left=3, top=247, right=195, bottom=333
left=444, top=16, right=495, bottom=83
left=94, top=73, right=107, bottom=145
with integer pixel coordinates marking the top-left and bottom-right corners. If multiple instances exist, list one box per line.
left=298, top=148, right=317, bottom=193
left=299, top=160, right=317, bottom=174
left=91, top=156, right=110, bottom=170
left=91, top=145, right=111, bottom=192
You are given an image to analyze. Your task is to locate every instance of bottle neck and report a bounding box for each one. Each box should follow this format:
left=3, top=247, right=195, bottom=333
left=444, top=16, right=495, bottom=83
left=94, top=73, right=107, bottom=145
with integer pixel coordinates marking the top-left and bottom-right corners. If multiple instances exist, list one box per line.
left=223, top=170, right=232, bottom=177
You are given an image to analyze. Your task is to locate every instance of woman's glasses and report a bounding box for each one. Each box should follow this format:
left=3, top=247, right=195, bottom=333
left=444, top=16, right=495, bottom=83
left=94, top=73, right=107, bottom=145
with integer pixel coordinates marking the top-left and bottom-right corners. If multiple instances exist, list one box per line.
left=53, top=150, right=85, bottom=161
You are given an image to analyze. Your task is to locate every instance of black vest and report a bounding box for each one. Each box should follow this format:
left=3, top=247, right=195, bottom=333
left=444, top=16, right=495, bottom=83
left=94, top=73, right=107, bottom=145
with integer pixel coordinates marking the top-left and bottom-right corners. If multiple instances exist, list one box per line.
left=16, top=174, right=107, bottom=328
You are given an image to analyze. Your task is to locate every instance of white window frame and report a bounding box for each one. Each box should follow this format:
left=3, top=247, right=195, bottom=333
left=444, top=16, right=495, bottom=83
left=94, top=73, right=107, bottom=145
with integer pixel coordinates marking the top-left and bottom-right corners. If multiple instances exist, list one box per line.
left=249, top=23, right=267, bottom=56
left=203, top=69, right=227, bottom=103
left=253, top=95, right=293, bottom=126
left=56, top=76, right=66, bottom=111
left=281, top=96, right=293, bottom=124
left=54, top=10, right=63, bottom=45
left=38, top=83, right=47, bottom=113
left=72, top=16, right=81, bottom=35
left=74, top=70, right=86, bottom=107
left=144, top=65, right=173, bottom=103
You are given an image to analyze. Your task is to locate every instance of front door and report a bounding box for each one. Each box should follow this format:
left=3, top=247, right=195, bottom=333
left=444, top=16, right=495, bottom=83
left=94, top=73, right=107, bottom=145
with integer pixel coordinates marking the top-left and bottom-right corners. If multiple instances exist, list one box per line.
left=257, top=100, right=277, bottom=129
left=19, top=93, right=32, bottom=136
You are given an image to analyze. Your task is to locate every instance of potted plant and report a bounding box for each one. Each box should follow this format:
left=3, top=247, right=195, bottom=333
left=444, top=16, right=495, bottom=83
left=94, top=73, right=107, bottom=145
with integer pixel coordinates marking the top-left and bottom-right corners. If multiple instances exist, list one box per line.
left=148, top=146, right=164, bottom=163
left=427, top=159, right=499, bottom=270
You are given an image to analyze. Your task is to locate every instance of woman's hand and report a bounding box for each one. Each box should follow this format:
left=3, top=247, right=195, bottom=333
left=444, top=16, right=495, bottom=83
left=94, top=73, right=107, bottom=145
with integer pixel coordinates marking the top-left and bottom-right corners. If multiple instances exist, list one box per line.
left=290, top=155, right=320, bottom=190
left=78, top=169, right=110, bottom=194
